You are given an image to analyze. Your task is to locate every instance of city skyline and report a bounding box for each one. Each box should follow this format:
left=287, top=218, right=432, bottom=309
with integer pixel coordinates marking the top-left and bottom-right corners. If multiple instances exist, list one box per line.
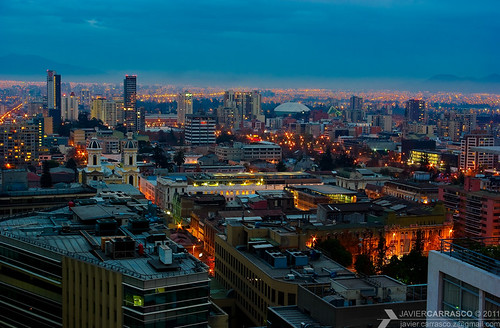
left=0, top=0, right=499, bottom=91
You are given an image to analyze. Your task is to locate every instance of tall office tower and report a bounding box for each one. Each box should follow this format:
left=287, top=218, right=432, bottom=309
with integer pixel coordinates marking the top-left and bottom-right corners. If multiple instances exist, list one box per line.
left=346, top=95, right=363, bottom=123
left=47, top=70, right=62, bottom=128
left=123, top=75, right=137, bottom=131
left=349, top=95, right=363, bottom=110
left=177, top=91, right=193, bottom=125
left=185, top=114, right=216, bottom=145
left=405, top=99, right=426, bottom=123
left=250, top=90, right=263, bottom=121
left=460, top=131, right=495, bottom=171
left=61, top=92, right=79, bottom=121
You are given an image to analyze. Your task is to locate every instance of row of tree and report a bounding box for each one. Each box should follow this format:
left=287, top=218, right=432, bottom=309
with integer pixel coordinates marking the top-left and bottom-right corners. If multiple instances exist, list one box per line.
left=316, top=230, right=428, bottom=284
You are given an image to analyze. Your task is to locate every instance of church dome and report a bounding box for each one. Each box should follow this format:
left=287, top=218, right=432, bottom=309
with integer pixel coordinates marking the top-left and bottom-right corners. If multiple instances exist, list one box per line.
left=88, top=138, right=101, bottom=150
left=124, top=139, right=137, bottom=149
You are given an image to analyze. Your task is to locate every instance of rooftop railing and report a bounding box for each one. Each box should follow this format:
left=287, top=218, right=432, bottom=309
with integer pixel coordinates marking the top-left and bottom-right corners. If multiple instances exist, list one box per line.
left=440, top=237, right=500, bottom=276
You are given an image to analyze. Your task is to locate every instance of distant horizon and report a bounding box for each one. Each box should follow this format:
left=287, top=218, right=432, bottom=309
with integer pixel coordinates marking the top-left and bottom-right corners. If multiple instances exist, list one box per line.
left=1, top=0, right=498, bottom=93
left=1, top=72, right=499, bottom=94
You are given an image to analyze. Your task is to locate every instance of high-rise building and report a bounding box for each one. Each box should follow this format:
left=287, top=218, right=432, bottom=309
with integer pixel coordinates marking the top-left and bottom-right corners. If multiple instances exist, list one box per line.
left=61, top=92, right=79, bottom=121
left=177, top=91, right=193, bottom=125
left=222, top=90, right=262, bottom=128
left=47, top=70, right=62, bottom=128
left=438, top=111, right=478, bottom=142
left=0, top=119, right=40, bottom=167
left=185, top=114, right=216, bottom=145
left=440, top=176, right=500, bottom=237
left=349, top=95, right=363, bottom=110
left=346, top=95, right=363, bottom=123
left=91, top=98, right=118, bottom=127
left=123, top=75, right=137, bottom=131
left=79, top=89, right=91, bottom=111
left=405, top=99, right=426, bottom=123
left=460, top=131, right=495, bottom=171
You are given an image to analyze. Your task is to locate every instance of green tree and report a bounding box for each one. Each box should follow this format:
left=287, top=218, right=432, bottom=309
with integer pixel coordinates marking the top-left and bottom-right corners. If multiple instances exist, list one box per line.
left=318, top=146, right=334, bottom=171
left=66, top=158, right=78, bottom=181
left=173, top=149, right=185, bottom=171
left=216, top=132, right=235, bottom=144
left=375, top=233, right=387, bottom=272
left=276, top=160, right=287, bottom=172
left=354, top=254, right=375, bottom=276
left=40, top=161, right=53, bottom=188
left=316, top=239, right=352, bottom=267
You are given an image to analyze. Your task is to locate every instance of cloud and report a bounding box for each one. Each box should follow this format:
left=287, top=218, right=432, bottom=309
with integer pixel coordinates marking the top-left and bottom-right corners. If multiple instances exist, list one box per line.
left=0, top=0, right=498, bottom=84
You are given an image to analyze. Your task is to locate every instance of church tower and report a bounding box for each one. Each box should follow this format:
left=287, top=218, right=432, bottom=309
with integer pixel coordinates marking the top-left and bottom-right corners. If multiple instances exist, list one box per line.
left=87, top=138, right=102, bottom=171
left=121, top=132, right=139, bottom=186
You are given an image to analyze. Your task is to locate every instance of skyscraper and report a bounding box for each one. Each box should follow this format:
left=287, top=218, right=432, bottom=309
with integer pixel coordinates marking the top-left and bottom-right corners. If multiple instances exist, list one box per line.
left=123, top=75, right=137, bottom=131
left=177, top=91, right=193, bottom=125
left=47, top=70, right=61, bottom=128
left=405, top=99, right=426, bottom=123
left=61, top=92, right=79, bottom=121
left=346, top=95, right=363, bottom=122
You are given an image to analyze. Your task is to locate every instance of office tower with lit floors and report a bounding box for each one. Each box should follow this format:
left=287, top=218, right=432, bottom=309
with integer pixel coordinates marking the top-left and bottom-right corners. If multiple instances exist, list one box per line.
left=405, top=99, right=426, bottom=123
left=185, top=114, right=216, bottom=146
left=123, top=75, right=137, bottom=131
left=177, top=91, right=193, bottom=125
left=47, top=70, right=62, bottom=128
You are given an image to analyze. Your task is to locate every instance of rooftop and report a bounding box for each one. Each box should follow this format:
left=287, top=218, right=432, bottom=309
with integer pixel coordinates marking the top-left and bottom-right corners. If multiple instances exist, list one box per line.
left=0, top=205, right=208, bottom=281
left=440, top=238, right=500, bottom=276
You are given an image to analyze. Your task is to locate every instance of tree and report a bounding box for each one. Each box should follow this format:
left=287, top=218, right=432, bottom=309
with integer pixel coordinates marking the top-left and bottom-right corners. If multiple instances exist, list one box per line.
left=173, top=149, right=185, bottom=170
left=413, top=229, right=424, bottom=255
left=40, top=161, right=53, bottom=188
left=216, top=132, right=235, bottom=144
left=316, top=239, right=352, bottom=267
left=318, top=146, right=334, bottom=171
left=354, top=254, right=375, bottom=276
left=375, top=233, right=387, bottom=272
left=66, top=158, right=78, bottom=181
left=276, top=160, right=287, bottom=172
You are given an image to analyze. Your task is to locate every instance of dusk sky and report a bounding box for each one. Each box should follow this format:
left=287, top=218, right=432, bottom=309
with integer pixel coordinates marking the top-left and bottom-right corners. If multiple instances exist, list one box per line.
left=0, top=0, right=498, bottom=88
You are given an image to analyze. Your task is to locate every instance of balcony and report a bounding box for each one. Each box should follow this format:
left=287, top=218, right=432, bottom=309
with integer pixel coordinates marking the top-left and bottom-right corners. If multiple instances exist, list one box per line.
left=440, top=238, right=500, bottom=276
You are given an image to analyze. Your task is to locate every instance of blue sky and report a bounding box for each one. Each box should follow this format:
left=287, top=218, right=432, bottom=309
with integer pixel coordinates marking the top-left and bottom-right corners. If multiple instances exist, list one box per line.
left=0, top=0, right=498, bottom=87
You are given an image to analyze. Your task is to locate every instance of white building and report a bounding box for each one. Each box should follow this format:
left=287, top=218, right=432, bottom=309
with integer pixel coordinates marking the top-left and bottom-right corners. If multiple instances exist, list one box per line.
left=427, top=240, right=500, bottom=326
left=460, top=132, right=495, bottom=171
left=61, top=93, right=79, bottom=121
left=177, top=91, right=193, bottom=125
left=185, top=114, right=216, bottom=145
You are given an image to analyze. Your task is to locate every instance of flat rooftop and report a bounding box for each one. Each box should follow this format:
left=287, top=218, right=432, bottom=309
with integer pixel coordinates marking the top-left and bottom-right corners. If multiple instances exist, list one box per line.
left=269, top=306, right=322, bottom=328
left=0, top=208, right=207, bottom=280
left=293, top=185, right=357, bottom=195
left=237, top=246, right=352, bottom=284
